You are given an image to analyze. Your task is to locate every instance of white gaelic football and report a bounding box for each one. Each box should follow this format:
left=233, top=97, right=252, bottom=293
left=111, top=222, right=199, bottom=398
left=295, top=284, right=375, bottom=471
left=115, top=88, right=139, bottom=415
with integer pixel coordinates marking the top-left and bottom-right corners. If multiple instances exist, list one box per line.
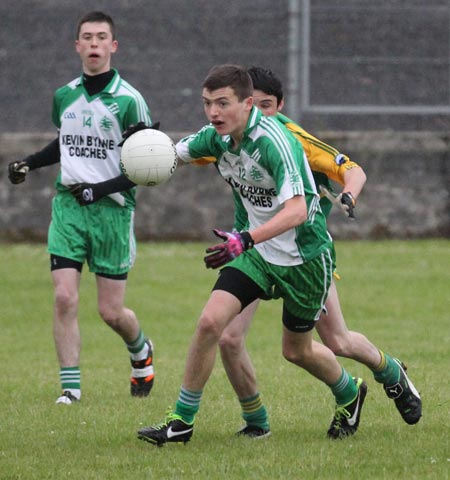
left=120, top=129, right=178, bottom=186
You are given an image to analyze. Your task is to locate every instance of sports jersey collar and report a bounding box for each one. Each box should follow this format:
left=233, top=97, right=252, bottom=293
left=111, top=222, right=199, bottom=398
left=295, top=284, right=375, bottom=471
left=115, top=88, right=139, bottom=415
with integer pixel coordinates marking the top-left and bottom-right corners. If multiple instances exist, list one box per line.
left=105, top=69, right=122, bottom=94
left=244, top=106, right=262, bottom=136
left=75, top=68, right=121, bottom=94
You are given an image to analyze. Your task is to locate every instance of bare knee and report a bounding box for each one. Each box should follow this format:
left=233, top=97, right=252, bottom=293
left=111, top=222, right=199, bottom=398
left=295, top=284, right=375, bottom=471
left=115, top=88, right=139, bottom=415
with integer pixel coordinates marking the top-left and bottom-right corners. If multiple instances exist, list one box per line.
left=327, top=342, right=348, bottom=357
left=322, top=335, right=352, bottom=358
left=282, top=342, right=313, bottom=368
left=219, top=329, right=243, bottom=355
left=54, top=285, right=78, bottom=317
left=98, top=303, right=124, bottom=329
left=317, top=321, right=353, bottom=358
left=197, top=310, right=226, bottom=343
left=283, top=347, right=302, bottom=366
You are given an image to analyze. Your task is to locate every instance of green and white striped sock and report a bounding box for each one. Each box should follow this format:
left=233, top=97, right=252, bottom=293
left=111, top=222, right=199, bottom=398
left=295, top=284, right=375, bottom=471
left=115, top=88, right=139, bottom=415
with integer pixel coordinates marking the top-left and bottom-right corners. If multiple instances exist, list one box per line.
left=59, top=366, right=81, bottom=400
left=175, top=387, right=202, bottom=424
left=127, top=330, right=148, bottom=361
left=330, top=368, right=357, bottom=405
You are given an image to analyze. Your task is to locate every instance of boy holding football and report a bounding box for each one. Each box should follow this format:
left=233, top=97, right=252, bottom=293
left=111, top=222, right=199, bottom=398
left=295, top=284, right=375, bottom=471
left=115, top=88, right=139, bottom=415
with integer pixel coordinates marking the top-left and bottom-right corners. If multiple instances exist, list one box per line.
left=137, top=64, right=367, bottom=445
left=217, top=66, right=422, bottom=438
left=8, top=11, right=155, bottom=404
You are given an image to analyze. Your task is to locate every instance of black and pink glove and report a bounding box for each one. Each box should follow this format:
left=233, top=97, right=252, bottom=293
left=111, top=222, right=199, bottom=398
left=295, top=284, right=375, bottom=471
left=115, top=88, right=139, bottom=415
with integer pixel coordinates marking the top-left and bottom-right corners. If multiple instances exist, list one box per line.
left=204, top=229, right=254, bottom=269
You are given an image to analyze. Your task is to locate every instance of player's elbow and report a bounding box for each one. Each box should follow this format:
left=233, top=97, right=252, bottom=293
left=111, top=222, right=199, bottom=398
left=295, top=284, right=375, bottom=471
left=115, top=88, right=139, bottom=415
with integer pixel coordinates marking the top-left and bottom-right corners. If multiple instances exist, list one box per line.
left=290, top=203, right=308, bottom=227
left=293, top=209, right=307, bottom=227
left=285, top=196, right=307, bottom=227
left=345, top=166, right=367, bottom=193
left=358, top=167, right=367, bottom=186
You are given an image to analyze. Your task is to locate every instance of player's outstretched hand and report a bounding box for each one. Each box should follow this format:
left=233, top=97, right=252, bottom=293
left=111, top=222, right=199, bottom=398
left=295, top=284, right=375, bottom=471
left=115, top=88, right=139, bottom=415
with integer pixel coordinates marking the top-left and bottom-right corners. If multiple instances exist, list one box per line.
left=204, top=229, right=254, bottom=269
left=118, top=121, right=161, bottom=147
left=8, top=161, right=30, bottom=184
left=68, top=183, right=100, bottom=206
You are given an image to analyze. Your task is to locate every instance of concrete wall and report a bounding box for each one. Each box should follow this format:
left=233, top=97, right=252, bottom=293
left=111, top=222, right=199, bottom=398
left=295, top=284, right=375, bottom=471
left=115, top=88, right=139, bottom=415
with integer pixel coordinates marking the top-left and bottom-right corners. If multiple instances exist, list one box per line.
left=1, top=131, right=448, bottom=242
left=1, top=1, right=449, bottom=241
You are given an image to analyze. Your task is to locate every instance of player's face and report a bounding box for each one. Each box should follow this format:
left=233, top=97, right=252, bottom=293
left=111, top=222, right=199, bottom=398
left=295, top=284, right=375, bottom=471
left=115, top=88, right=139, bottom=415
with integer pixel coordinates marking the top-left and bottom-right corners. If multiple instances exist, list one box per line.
left=76, top=21, right=118, bottom=75
left=252, top=89, right=284, bottom=116
left=202, top=87, right=253, bottom=142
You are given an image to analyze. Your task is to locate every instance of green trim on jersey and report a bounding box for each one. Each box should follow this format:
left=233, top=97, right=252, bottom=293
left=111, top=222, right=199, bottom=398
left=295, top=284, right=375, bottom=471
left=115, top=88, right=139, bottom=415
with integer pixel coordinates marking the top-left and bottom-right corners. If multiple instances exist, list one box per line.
left=275, top=112, right=335, bottom=217
left=226, top=110, right=347, bottom=233
left=178, top=107, right=331, bottom=265
left=51, top=69, right=152, bottom=209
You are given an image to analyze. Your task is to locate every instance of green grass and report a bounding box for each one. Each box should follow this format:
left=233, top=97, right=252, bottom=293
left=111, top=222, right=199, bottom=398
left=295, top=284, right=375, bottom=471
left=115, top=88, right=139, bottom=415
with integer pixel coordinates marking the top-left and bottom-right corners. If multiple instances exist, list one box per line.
left=0, top=240, right=449, bottom=479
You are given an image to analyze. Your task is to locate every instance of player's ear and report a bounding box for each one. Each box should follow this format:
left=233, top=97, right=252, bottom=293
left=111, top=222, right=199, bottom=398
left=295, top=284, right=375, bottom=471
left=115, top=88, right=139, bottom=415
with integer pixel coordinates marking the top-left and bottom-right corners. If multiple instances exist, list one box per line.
left=111, top=39, right=118, bottom=53
left=244, top=96, right=253, bottom=111
left=278, top=98, right=285, bottom=111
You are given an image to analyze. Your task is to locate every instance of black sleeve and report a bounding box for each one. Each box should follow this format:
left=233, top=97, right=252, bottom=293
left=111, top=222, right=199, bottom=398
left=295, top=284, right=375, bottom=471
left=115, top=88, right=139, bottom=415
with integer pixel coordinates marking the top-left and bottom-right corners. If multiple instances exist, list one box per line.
left=91, top=174, right=136, bottom=197
left=25, top=137, right=60, bottom=170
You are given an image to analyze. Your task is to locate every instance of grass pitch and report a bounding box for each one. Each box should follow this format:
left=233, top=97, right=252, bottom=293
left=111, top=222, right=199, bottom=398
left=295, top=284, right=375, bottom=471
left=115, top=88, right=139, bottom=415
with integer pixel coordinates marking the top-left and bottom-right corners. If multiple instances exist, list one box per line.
left=0, top=240, right=449, bottom=479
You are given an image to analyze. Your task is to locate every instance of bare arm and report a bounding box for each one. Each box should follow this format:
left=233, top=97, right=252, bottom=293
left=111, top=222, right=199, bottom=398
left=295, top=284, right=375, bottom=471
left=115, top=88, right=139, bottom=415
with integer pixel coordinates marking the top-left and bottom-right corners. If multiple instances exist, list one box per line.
left=249, top=195, right=306, bottom=245
left=204, top=195, right=308, bottom=269
left=342, top=165, right=366, bottom=200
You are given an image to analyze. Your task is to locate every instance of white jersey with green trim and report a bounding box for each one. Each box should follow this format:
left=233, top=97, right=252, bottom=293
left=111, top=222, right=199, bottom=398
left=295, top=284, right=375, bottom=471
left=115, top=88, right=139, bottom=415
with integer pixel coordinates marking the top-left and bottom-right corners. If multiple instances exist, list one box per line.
left=177, top=107, right=332, bottom=266
left=52, top=69, right=152, bottom=207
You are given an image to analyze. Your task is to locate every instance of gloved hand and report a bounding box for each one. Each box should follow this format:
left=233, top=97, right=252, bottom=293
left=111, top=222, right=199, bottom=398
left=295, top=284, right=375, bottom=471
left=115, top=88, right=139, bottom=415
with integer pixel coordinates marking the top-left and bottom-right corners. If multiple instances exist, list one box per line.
left=68, top=183, right=101, bottom=206
left=8, top=161, right=30, bottom=184
left=319, top=186, right=356, bottom=219
left=204, top=229, right=254, bottom=269
left=339, top=192, right=356, bottom=219
left=118, top=121, right=160, bottom=147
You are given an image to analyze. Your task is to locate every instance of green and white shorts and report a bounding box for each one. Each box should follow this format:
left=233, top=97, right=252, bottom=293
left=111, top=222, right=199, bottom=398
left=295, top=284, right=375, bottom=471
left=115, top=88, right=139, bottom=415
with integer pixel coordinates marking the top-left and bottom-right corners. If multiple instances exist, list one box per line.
left=226, top=246, right=334, bottom=323
left=48, top=191, right=136, bottom=276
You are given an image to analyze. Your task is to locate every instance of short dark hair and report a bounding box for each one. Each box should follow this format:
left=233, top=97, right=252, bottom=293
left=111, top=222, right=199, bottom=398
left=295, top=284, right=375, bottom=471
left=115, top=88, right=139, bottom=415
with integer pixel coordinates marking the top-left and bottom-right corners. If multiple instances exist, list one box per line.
left=76, top=11, right=115, bottom=39
left=202, top=64, right=253, bottom=102
left=247, top=66, right=284, bottom=106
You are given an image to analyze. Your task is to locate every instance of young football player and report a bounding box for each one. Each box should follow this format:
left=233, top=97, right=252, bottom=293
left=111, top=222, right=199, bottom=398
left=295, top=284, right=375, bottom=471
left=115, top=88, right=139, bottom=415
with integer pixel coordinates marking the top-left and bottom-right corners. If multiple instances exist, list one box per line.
left=137, top=64, right=367, bottom=445
left=8, top=11, right=155, bottom=404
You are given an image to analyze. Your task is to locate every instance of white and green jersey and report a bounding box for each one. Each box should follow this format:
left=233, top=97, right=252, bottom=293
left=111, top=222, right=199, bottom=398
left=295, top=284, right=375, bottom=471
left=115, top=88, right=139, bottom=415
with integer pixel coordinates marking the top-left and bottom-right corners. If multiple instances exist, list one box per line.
left=52, top=69, right=152, bottom=208
left=177, top=107, right=332, bottom=266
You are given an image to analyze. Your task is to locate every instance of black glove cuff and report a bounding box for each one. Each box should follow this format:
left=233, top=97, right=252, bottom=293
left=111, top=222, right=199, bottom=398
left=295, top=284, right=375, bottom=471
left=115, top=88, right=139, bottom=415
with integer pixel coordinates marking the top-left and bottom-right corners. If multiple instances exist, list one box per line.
left=341, top=192, right=355, bottom=206
left=240, top=231, right=255, bottom=250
